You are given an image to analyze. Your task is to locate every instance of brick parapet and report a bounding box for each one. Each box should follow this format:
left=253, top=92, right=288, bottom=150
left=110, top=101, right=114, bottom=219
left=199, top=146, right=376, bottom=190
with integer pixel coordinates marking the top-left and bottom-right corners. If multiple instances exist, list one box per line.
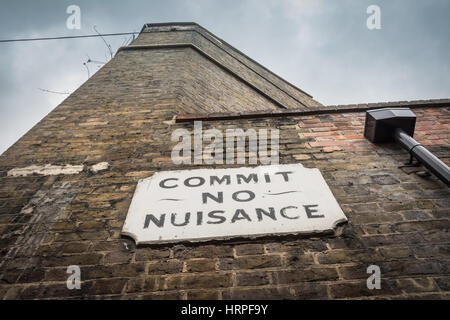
left=175, top=99, right=450, bottom=122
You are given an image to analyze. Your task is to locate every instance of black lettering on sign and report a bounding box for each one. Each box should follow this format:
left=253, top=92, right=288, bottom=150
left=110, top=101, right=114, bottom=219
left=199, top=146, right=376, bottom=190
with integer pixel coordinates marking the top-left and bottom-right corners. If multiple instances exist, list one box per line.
left=275, top=171, right=293, bottom=182
left=159, top=178, right=178, bottom=189
left=144, top=214, right=166, bottom=228
left=236, top=173, right=258, bottom=184
left=256, top=207, right=276, bottom=221
left=210, top=175, right=231, bottom=186
left=184, top=176, right=205, bottom=187
left=304, top=205, right=324, bottom=218
left=196, top=211, right=203, bottom=225
left=280, top=206, right=299, bottom=219
left=202, top=192, right=223, bottom=204
left=232, top=190, right=255, bottom=202
left=171, top=212, right=190, bottom=227
left=207, top=210, right=226, bottom=224
left=231, top=209, right=252, bottom=223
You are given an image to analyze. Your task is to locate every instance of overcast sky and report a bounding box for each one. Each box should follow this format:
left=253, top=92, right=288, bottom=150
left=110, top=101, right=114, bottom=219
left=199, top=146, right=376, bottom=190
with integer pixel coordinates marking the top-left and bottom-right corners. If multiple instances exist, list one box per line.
left=1, top=0, right=449, bottom=155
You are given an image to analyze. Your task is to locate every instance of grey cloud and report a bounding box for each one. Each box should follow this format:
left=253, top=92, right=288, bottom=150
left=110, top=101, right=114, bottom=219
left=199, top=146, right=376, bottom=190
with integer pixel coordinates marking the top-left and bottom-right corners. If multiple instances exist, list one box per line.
left=0, top=0, right=449, bottom=154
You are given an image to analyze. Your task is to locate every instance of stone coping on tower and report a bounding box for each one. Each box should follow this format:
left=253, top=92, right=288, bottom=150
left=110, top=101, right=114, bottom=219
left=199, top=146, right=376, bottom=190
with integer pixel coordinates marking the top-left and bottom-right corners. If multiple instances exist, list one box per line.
left=116, top=22, right=323, bottom=111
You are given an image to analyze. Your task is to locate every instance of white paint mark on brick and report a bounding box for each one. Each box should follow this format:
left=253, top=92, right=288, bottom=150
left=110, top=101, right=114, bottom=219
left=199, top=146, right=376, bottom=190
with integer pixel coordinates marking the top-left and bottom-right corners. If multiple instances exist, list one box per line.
left=90, top=162, right=110, bottom=173
left=163, top=119, right=175, bottom=125
left=79, top=121, right=108, bottom=126
left=8, top=162, right=110, bottom=177
left=21, top=207, right=34, bottom=214
left=7, top=164, right=85, bottom=177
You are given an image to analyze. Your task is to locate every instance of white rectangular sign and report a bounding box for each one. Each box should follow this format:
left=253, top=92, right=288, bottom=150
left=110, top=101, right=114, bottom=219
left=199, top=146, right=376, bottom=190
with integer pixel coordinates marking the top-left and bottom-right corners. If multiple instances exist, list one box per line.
left=122, top=164, right=347, bottom=244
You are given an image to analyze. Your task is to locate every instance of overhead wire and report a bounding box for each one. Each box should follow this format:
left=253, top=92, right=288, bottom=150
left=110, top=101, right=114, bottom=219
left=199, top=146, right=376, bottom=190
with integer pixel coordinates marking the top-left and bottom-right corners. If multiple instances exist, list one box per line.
left=0, top=32, right=140, bottom=43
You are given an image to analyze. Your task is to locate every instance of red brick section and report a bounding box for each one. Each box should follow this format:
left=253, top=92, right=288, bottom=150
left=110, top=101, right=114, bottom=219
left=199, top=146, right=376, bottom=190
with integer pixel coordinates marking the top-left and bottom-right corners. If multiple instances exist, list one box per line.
left=298, top=107, right=450, bottom=153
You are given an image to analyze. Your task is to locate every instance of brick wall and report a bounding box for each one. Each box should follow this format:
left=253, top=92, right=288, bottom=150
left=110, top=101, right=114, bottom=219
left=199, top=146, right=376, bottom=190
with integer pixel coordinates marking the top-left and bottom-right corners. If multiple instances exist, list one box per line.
left=0, top=23, right=449, bottom=300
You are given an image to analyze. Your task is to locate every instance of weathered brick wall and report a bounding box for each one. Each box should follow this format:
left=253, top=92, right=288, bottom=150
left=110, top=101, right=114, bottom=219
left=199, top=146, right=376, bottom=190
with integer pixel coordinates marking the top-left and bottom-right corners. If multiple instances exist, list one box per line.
left=0, top=23, right=449, bottom=300
left=1, top=103, right=448, bottom=299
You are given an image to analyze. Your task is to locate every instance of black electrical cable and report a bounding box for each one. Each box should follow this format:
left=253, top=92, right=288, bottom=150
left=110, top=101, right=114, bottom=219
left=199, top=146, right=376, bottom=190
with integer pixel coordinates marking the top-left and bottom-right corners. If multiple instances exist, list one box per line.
left=0, top=32, right=140, bottom=43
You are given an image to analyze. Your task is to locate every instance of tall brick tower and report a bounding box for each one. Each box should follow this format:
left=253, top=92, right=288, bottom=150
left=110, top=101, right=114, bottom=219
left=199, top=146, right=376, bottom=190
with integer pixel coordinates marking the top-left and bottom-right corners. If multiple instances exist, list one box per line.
left=1, top=23, right=449, bottom=300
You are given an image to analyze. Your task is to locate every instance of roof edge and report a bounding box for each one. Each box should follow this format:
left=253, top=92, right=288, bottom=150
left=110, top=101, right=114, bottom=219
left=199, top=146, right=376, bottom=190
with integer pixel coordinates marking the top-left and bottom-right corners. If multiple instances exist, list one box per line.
left=175, top=98, right=450, bottom=123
